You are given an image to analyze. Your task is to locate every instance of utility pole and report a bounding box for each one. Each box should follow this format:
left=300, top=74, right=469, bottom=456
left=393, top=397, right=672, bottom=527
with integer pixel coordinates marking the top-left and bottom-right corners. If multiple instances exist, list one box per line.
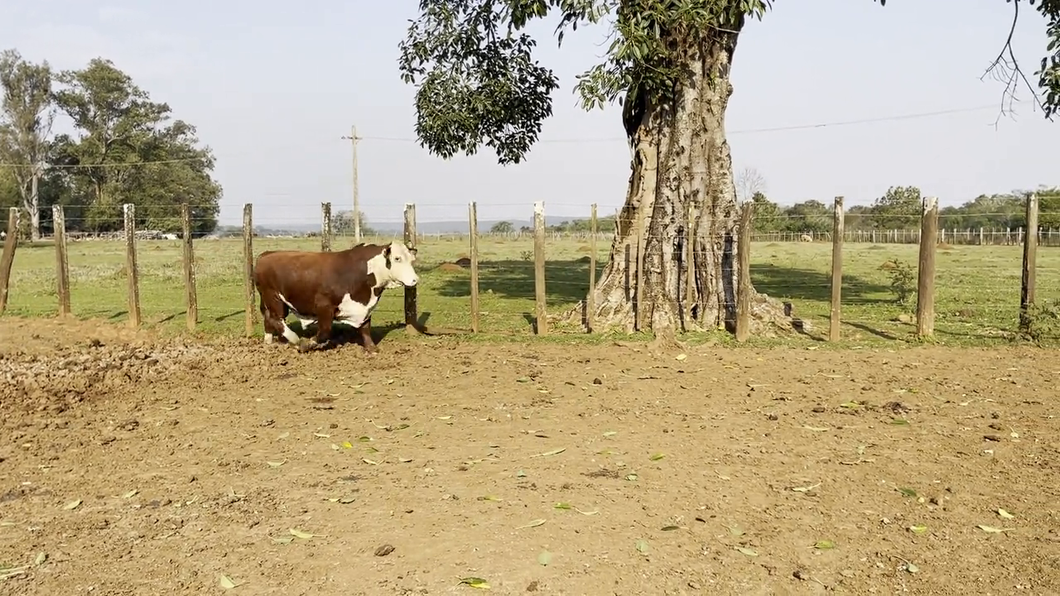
left=340, top=125, right=361, bottom=243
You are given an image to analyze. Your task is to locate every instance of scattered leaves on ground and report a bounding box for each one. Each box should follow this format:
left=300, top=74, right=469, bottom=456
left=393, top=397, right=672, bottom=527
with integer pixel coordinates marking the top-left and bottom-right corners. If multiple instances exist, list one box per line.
left=459, top=577, right=490, bottom=589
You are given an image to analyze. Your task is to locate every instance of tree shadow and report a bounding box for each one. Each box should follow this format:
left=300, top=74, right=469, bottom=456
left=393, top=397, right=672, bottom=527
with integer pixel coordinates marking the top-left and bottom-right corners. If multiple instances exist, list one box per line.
left=157, top=311, right=186, bottom=324
left=845, top=320, right=901, bottom=341
left=750, top=264, right=893, bottom=305
left=215, top=310, right=243, bottom=322
left=434, top=260, right=892, bottom=309
left=434, top=258, right=605, bottom=304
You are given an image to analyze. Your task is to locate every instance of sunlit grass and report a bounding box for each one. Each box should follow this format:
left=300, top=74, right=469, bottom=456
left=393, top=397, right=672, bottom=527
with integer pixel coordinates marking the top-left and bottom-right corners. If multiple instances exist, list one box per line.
left=4, top=234, right=1057, bottom=346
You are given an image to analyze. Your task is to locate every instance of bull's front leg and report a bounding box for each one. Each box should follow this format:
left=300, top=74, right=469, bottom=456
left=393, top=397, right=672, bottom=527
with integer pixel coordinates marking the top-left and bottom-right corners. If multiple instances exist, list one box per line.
left=359, top=317, right=378, bottom=353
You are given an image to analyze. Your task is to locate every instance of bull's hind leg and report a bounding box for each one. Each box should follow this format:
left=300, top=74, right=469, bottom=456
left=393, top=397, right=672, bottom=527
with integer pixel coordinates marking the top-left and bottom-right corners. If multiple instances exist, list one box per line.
left=261, top=293, right=298, bottom=345
left=260, top=294, right=280, bottom=344
left=298, top=304, right=336, bottom=353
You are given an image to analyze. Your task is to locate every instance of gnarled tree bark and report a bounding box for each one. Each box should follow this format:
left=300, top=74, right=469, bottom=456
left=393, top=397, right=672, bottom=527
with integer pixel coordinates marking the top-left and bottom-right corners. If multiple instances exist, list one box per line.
left=569, top=24, right=794, bottom=337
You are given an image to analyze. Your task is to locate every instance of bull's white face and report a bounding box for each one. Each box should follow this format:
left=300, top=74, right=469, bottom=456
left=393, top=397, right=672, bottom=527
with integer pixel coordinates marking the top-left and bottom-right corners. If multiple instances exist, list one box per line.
left=380, top=241, right=419, bottom=288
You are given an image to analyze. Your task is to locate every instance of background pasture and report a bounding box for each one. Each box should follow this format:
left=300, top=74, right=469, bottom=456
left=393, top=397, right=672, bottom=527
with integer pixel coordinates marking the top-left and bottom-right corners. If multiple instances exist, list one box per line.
left=3, top=231, right=1059, bottom=344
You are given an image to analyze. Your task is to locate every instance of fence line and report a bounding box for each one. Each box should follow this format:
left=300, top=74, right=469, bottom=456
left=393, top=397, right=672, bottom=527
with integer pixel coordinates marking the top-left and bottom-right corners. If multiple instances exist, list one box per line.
left=0, top=195, right=1053, bottom=342
left=4, top=203, right=1060, bottom=248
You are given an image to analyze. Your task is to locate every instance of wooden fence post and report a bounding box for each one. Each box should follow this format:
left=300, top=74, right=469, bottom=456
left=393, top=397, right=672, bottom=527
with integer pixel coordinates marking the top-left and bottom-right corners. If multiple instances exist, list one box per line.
left=0, top=207, right=20, bottom=315
left=1019, top=192, right=1039, bottom=334
left=123, top=204, right=142, bottom=328
left=735, top=201, right=754, bottom=342
left=468, top=202, right=480, bottom=333
left=533, top=201, right=547, bottom=334
left=53, top=205, right=71, bottom=317
left=321, top=202, right=332, bottom=252
left=916, top=196, right=939, bottom=338
left=588, top=203, right=598, bottom=332
left=829, top=196, right=844, bottom=342
left=243, top=203, right=255, bottom=337
left=403, top=203, right=418, bottom=333
left=181, top=204, right=198, bottom=331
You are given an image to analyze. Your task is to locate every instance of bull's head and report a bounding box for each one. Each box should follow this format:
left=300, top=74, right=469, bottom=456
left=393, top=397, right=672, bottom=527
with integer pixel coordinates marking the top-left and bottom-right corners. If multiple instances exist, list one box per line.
left=382, top=241, right=419, bottom=288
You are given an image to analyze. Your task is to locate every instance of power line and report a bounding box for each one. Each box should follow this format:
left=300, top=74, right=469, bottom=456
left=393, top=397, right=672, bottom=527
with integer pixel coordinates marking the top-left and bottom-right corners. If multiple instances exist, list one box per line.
left=0, top=156, right=207, bottom=169
left=360, top=104, right=1000, bottom=143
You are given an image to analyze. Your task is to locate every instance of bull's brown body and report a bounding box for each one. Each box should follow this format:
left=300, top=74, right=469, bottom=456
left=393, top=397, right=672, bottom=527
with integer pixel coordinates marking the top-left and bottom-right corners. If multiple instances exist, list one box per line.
left=253, top=242, right=418, bottom=352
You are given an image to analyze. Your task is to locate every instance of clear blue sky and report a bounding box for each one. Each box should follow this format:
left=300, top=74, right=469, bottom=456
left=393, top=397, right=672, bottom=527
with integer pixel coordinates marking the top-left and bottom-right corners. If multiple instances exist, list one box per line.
left=1, top=1, right=1054, bottom=228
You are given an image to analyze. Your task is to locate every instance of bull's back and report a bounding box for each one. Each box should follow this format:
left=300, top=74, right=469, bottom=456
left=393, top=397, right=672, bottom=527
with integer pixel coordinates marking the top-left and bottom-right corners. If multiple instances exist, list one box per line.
left=254, top=250, right=358, bottom=311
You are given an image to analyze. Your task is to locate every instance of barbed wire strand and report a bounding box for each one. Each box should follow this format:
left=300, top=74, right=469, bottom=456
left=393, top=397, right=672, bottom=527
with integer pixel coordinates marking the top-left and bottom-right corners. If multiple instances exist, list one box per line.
left=0, top=104, right=999, bottom=169
left=361, top=105, right=1000, bottom=143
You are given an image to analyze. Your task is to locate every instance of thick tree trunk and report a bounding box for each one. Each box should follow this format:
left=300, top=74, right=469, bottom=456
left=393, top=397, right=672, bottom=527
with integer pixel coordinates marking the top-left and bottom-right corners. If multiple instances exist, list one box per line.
left=26, top=168, right=40, bottom=241
left=571, top=25, right=793, bottom=337
left=14, top=166, right=41, bottom=242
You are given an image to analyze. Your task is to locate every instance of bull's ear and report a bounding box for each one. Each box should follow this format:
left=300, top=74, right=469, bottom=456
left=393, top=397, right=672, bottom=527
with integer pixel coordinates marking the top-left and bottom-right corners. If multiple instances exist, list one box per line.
left=383, top=245, right=392, bottom=259
left=408, top=247, right=418, bottom=256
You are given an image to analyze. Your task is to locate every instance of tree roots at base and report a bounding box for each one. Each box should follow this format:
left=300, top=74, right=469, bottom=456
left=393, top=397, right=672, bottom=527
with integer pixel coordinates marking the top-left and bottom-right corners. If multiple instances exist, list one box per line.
left=559, top=291, right=807, bottom=340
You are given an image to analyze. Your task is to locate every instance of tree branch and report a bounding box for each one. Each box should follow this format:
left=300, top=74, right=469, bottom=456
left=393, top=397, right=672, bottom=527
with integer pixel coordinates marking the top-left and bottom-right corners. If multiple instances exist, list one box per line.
left=981, top=0, right=1052, bottom=124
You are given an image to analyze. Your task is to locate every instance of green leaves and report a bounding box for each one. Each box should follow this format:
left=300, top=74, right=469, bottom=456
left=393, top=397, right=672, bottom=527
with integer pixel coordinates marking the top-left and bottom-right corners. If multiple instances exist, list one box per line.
left=1035, top=1, right=1060, bottom=119
left=398, top=0, right=559, bottom=165
left=0, top=49, right=55, bottom=147
left=400, top=0, right=1060, bottom=167
left=400, top=0, right=782, bottom=164
left=41, top=58, right=222, bottom=235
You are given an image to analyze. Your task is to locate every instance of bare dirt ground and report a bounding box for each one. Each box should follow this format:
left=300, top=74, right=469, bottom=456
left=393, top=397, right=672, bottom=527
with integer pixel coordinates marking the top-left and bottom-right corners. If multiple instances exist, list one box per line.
left=1, top=317, right=1058, bottom=596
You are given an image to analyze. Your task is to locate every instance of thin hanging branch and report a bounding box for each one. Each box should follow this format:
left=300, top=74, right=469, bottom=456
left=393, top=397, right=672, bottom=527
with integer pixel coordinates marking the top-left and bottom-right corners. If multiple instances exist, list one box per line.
left=981, top=0, right=1051, bottom=125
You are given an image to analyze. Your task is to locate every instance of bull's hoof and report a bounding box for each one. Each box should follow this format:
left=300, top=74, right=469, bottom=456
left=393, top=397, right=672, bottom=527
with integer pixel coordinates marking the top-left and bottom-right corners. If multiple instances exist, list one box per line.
left=297, top=339, right=321, bottom=353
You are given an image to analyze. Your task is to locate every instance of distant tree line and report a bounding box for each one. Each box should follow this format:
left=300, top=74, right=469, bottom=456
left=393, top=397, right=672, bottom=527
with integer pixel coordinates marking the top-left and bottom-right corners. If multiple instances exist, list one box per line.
left=0, top=48, right=221, bottom=240
left=483, top=188, right=1060, bottom=238
left=488, top=214, right=620, bottom=235
left=749, top=185, right=1060, bottom=236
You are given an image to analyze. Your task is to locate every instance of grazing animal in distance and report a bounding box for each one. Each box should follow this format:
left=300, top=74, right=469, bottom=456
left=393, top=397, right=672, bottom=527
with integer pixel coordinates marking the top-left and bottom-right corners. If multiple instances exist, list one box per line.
left=253, top=241, right=419, bottom=353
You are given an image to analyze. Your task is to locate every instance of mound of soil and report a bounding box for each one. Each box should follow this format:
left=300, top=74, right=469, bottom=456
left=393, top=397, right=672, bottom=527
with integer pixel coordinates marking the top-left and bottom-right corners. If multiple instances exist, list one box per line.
left=437, top=263, right=464, bottom=273
left=0, top=339, right=221, bottom=413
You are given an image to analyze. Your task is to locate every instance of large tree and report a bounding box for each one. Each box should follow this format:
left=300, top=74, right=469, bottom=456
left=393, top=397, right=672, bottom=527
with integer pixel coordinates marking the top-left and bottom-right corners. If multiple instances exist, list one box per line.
left=399, top=0, right=1060, bottom=335
left=0, top=165, right=19, bottom=215
left=0, top=49, right=55, bottom=241
left=51, top=58, right=221, bottom=234
left=333, top=209, right=377, bottom=237
left=748, top=192, right=781, bottom=233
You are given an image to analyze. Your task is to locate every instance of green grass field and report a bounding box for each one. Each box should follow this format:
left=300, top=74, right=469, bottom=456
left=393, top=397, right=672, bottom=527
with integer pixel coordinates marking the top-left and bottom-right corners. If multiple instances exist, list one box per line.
left=3, top=234, right=1058, bottom=345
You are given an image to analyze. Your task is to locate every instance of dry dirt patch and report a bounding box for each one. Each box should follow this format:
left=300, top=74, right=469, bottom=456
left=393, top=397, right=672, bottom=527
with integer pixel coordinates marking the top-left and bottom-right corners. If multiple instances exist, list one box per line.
left=1, top=317, right=1058, bottom=595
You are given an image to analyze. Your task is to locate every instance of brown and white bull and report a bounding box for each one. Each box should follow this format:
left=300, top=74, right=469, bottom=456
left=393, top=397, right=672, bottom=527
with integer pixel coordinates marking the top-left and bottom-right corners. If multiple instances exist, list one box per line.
left=253, top=241, right=419, bottom=353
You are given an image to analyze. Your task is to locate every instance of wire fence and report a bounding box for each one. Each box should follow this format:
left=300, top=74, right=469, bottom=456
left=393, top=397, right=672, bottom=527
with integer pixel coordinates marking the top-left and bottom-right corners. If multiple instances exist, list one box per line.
left=0, top=198, right=1057, bottom=344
